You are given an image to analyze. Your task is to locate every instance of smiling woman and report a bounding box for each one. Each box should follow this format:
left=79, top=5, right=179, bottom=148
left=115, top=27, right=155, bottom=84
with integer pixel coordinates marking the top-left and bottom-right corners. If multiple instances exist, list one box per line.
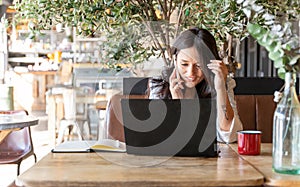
left=148, top=27, right=243, bottom=143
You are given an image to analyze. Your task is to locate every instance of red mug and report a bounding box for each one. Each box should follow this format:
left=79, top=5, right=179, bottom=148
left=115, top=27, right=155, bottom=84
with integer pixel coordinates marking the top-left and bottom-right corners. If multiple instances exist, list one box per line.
left=237, top=130, right=261, bottom=155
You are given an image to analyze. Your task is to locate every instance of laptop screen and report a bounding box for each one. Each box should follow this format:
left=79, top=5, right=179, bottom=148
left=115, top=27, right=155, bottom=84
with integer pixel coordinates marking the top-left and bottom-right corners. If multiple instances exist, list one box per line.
left=121, top=98, right=218, bottom=157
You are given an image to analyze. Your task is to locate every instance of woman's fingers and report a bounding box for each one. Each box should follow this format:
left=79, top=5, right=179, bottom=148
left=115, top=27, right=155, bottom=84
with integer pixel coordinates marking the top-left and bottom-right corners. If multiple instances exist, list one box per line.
left=171, top=78, right=184, bottom=90
left=207, top=60, right=228, bottom=80
left=169, top=68, right=184, bottom=98
left=207, top=60, right=227, bottom=90
left=208, top=60, right=226, bottom=70
left=169, top=69, right=184, bottom=89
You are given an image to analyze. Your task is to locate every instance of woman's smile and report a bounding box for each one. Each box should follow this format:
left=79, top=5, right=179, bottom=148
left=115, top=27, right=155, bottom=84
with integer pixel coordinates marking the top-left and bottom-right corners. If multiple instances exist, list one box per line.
left=186, top=76, right=196, bottom=81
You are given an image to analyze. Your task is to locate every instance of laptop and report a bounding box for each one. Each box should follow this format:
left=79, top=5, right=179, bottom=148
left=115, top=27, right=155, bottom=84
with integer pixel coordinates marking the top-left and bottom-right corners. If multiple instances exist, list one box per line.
left=121, top=98, right=218, bottom=157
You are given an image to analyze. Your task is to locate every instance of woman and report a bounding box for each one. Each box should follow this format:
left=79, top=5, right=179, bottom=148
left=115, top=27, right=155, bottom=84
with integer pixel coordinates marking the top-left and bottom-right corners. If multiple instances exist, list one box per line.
left=149, top=27, right=243, bottom=143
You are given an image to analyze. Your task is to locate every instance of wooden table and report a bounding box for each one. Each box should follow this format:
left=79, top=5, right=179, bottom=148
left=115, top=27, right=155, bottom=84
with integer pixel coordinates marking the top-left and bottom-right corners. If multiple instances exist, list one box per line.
left=17, top=144, right=264, bottom=187
left=229, top=143, right=300, bottom=187
left=0, top=114, right=38, bottom=143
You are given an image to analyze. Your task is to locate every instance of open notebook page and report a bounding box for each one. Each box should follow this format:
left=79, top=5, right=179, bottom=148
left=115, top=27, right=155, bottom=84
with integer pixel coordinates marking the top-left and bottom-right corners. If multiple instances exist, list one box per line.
left=52, top=139, right=126, bottom=153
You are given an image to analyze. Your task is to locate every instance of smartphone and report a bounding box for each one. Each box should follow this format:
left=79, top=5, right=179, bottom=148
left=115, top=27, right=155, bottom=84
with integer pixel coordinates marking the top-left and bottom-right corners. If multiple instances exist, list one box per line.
left=174, top=58, right=180, bottom=80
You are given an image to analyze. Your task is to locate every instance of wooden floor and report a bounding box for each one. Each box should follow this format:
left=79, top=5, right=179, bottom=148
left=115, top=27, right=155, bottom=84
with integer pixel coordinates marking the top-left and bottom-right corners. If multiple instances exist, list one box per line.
left=0, top=111, right=52, bottom=187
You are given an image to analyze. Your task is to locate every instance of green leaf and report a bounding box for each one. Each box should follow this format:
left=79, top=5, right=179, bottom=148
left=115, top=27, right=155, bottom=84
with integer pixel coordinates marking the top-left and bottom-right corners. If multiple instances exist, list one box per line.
left=268, top=48, right=284, bottom=62
left=247, top=23, right=267, bottom=38
left=258, top=32, right=273, bottom=46
left=220, top=9, right=230, bottom=18
left=289, top=55, right=300, bottom=66
left=265, top=41, right=277, bottom=51
left=273, top=58, right=284, bottom=68
left=277, top=68, right=286, bottom=79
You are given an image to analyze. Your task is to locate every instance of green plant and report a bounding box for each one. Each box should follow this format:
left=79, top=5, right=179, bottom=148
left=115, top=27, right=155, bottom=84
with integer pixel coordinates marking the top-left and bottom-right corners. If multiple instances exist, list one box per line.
left=14, top=1, right=171, bottom=67
left=15, top=0, right=256, bottom=71
left=238, top=0, right=300, bottom=78
left=247, top=23, right=300, bottom=78
left=106, top=0, right=250, bottom=71
left=183, top=0, right=250, bottom=74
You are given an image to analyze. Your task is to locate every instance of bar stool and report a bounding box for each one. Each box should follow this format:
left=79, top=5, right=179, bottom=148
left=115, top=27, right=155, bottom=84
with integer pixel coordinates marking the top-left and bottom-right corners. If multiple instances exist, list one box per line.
left=56, top=88, right=90, bottom=144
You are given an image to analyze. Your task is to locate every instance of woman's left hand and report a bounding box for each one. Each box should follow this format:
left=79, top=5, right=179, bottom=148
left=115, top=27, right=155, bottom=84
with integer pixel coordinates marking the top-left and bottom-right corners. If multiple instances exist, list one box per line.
left=207, top=60, right=228, bottom=90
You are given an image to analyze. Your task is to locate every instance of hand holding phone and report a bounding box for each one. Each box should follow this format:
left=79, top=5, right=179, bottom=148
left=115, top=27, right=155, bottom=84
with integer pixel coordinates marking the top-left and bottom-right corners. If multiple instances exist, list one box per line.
left=169, top=67, right=184, bottom=99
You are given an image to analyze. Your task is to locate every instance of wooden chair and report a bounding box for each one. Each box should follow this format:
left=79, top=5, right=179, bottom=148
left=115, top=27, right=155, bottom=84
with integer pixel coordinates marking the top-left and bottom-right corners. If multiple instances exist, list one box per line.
left=0, top=110, right=37, bottom=175
left=105, top=77, right=149, bottom=142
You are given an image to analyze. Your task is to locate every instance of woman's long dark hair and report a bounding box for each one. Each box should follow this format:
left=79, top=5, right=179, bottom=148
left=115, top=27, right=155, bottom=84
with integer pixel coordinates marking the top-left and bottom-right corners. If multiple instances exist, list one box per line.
left=171, top=27, right=220, bottom=98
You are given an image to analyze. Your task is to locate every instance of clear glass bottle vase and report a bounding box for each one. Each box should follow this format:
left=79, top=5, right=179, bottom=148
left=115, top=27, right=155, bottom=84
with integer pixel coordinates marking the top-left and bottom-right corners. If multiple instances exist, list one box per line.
left=273, top=72, right=300, bottom=174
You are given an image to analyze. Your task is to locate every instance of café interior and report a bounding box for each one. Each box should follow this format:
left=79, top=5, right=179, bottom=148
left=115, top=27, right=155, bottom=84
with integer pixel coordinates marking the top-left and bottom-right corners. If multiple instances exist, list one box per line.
left=1, top=1, right=300, bottom=186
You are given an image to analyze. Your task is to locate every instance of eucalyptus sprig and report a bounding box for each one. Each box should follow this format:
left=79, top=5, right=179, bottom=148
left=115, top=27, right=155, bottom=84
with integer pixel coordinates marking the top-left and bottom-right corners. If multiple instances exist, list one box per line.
left=247, top=23, right=300, bottom=78
left=237, top=0, right=300, bottom=79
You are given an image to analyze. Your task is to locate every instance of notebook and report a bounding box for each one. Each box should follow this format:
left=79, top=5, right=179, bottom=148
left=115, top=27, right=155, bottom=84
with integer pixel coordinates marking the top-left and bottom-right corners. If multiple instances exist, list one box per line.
left=121, top=98, right=218, bottom=157
left=52, top=139, right=126, bottom=153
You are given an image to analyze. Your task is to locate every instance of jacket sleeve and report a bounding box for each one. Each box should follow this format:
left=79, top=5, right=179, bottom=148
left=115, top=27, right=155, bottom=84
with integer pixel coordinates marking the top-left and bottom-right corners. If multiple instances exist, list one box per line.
left=217, top=78, right=243, bottom=143
left=148, top=77, right=172, bottom=99
left=148, top=66, right=174, bottom=99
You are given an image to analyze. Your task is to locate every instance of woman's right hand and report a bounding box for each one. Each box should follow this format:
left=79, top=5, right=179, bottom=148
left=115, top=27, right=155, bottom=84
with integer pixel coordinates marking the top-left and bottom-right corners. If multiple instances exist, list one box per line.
left=169, top=68, right=184, bottom=99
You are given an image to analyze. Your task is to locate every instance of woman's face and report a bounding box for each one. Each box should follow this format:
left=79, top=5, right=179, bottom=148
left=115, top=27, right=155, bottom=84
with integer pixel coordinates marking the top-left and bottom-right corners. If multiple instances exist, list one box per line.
left=175, top=47, right=204, bottom=88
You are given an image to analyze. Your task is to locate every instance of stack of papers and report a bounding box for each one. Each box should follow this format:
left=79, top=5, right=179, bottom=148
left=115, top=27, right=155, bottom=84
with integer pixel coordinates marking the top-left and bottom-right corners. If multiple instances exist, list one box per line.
left=52, top=139, right=126, bottom=153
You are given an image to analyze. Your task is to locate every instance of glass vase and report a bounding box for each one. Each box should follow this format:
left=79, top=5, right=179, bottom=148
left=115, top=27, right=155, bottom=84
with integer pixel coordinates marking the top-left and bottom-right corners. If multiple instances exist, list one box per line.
left=273, top=72, right=300, bottom=174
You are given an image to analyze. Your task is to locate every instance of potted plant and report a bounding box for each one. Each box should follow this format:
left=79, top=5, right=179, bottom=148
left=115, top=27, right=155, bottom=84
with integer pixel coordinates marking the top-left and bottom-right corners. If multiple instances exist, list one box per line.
left=13, top=0, right=255, bottom=74
left=239, top=0, right=300, bottom=79
left=13, top=0, right=299, bottom=75
left=238, top=0, right=300, bottom=175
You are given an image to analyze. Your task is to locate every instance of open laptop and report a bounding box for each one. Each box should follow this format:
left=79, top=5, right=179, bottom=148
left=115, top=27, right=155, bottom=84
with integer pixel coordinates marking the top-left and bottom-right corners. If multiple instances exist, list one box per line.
left=121, top=98, right=218, bottom=157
